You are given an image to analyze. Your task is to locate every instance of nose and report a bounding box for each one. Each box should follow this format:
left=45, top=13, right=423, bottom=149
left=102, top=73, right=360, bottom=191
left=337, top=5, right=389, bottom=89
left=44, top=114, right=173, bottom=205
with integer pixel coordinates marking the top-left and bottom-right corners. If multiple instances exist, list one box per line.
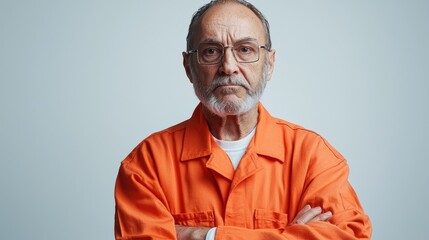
left=218, top=47, right=239, bottom=75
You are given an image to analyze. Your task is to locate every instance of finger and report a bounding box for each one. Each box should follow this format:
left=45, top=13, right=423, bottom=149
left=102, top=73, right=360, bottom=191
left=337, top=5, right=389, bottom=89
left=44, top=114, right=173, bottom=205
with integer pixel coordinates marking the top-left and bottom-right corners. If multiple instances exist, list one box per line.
left=308, top=211, right=332, bottom=224
left=293, top=204, right=311, bottom=222
left=175, top=225, right=193, bottom=240
left=295, top=206, right=322, bottom=224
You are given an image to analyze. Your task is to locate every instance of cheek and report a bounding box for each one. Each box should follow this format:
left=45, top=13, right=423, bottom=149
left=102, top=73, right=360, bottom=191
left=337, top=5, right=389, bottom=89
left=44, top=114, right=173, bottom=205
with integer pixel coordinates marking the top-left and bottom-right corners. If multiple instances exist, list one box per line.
left=241, top=65, right=264, bottom=84
left=193, top=67, right=218, bottom=84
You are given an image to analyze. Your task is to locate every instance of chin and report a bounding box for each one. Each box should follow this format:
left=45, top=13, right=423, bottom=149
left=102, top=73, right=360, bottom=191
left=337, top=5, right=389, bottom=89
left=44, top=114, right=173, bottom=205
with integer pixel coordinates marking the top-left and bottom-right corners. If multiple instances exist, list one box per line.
left=203, top=96, right=259, bottom=117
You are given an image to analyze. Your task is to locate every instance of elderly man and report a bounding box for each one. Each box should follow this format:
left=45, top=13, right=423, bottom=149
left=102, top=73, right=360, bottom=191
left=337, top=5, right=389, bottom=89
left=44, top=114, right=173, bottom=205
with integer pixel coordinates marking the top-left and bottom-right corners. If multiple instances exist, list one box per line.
left=114, top=0, right=372, bottom=239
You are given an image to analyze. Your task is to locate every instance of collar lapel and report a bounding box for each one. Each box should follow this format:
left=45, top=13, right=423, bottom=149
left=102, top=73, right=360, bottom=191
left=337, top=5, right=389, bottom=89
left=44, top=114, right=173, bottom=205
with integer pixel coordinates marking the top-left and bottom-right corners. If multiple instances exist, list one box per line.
left=181, top=104, right=212, bottom=161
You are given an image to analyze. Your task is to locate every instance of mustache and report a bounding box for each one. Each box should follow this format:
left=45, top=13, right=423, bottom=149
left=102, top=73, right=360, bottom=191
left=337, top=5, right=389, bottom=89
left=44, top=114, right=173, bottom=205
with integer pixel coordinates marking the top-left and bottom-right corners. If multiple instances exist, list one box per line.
left=207, top=76, right=251, bottom=92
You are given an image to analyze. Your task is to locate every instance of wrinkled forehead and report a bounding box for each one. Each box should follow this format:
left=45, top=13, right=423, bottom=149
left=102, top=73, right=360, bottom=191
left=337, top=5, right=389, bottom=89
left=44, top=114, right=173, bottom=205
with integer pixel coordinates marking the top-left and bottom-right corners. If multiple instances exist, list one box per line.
left=193, top=2, right=266, bottom=46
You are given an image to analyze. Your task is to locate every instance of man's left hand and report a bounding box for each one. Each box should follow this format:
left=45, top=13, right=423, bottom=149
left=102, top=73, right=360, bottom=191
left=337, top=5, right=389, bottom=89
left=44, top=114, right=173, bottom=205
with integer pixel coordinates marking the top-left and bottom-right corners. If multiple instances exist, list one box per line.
left=175, top=225, right=211, bottom=240
left=289, top=204, right=332, bottom=225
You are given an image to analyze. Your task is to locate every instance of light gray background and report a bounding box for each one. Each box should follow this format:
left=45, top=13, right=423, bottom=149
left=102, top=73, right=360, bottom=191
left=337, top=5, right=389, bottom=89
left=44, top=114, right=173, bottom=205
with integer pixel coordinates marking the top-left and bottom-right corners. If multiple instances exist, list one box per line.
left=1, top=0, right=428, bottom=239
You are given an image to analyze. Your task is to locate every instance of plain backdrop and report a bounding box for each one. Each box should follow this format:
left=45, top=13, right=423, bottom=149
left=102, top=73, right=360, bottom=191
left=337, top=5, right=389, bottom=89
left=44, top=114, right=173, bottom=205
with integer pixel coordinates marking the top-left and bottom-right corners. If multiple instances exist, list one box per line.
left=1, top=0, right=428, bottom=239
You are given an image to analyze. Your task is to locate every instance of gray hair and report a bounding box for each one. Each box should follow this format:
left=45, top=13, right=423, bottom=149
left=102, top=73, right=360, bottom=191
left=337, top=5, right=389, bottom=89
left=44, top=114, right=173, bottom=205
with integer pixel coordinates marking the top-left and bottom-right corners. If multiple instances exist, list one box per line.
left=186, top=0, right=272, bottom=51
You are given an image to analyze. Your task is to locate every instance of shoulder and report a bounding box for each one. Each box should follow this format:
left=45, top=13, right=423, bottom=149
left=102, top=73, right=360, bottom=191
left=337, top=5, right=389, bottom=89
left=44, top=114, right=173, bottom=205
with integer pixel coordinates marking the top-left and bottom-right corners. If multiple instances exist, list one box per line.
left=147, top=119, right=189, bottom=140
left=273, top=117, right=315, bottom=135
left=258, top=104, right=324, bottom=142
left=121, top=119, right=190, bottom=167
left=272, top=116, right=345, bottom=162
left=270, top=116, right=322, bottom=142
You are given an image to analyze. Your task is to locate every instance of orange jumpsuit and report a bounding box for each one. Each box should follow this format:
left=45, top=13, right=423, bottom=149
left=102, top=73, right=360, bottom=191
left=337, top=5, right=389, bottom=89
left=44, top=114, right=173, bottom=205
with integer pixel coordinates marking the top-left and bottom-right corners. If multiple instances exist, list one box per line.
left=115, top=103, right=372, bottom=239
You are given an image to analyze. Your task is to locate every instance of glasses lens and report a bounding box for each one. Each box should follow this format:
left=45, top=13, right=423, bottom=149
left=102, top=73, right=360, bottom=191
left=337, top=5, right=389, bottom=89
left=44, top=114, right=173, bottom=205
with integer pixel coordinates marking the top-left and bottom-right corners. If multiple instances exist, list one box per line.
left=195, top=41, right=261, bottom=64
left=233, top=41, right=260, bottom=63
left=198, top=43, right=223, bottom=64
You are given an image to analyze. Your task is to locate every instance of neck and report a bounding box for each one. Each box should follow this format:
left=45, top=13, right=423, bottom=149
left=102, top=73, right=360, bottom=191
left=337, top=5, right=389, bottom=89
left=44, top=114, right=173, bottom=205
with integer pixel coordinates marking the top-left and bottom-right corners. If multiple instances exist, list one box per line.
left=202, top=105, right=259, bottom=141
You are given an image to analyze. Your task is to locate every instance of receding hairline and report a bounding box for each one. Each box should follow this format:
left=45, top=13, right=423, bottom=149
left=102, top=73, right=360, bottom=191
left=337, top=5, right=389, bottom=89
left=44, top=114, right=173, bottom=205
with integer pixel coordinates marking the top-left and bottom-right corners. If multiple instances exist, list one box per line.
left=186, top=0, right=272, bottom=51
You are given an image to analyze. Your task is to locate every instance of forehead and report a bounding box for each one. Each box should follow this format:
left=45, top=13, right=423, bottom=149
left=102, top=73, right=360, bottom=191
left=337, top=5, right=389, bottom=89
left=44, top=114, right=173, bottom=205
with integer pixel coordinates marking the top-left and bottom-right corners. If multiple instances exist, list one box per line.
left=195, top=2, right=265, bottom=44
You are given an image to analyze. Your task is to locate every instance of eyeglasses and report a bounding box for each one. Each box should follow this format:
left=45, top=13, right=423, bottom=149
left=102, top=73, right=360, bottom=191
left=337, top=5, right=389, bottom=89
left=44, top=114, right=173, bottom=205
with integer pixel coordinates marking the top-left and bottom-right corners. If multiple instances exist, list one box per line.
left=187, top=40, right=269, bottom=65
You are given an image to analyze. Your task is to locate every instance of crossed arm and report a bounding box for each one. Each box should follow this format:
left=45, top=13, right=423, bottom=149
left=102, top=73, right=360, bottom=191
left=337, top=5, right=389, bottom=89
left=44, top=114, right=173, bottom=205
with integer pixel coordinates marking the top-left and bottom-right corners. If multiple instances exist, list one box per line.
left=115, top=137, right=372, bottom=239
left=176, top=205, right=333, bottom=240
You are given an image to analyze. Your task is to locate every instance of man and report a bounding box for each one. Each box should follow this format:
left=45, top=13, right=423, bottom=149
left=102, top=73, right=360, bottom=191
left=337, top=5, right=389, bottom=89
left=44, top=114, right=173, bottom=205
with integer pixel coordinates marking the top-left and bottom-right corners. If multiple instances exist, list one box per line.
left=114, top=0, right=372, bottom=239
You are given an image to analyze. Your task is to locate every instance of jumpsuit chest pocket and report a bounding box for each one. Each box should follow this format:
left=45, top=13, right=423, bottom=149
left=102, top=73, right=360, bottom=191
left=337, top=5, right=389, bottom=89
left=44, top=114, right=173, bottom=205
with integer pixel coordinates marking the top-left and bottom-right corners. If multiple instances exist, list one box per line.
left=254, top=209, right=289, bottom=229
left=172, top=211, right=215, bottom=227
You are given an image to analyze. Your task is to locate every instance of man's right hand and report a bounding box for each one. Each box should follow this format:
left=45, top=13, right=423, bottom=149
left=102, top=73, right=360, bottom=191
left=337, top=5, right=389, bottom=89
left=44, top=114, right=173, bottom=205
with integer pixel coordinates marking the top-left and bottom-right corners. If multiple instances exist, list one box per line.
left=289, top=205, right=332, bottom=225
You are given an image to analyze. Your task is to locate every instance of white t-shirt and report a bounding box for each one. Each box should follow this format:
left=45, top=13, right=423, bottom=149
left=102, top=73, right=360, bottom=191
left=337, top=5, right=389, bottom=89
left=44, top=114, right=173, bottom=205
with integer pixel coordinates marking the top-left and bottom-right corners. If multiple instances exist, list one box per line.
left=212, top=128, right=256, bottom=170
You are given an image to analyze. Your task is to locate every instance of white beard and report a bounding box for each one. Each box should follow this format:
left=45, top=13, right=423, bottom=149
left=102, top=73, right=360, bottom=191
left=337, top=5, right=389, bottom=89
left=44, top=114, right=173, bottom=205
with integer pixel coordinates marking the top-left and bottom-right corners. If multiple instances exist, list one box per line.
left=192, top=61, right=268, bottom=117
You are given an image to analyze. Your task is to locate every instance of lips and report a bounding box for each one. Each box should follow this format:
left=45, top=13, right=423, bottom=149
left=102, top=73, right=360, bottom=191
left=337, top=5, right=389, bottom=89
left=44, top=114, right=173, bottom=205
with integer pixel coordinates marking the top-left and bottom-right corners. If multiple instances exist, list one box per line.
left=216, top=84, right=240, bottom=88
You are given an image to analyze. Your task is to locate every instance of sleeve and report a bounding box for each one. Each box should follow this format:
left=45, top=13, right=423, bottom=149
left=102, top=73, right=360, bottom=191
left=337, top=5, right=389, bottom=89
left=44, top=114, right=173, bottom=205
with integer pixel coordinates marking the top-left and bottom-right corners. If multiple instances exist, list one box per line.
left=213, top=136, right=372, bottom=240
left=114, top=144, right=177, bottom=240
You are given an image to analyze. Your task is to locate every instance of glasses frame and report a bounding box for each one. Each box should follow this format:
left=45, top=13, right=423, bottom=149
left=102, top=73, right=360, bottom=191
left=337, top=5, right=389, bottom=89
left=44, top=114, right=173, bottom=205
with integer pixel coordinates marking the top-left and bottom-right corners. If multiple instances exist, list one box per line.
left=187, top=40, right=270, bottom=65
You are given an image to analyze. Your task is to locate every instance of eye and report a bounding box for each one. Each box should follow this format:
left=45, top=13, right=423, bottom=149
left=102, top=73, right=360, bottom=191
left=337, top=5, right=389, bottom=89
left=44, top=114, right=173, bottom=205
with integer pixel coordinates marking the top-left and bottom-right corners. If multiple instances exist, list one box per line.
left=201, top=45, right=222, bottom=56
left=236, top=44, right=256, bottom=55
left=239, top=47, right=252, bottom=53
left=206, top=48, right=218, bottom=55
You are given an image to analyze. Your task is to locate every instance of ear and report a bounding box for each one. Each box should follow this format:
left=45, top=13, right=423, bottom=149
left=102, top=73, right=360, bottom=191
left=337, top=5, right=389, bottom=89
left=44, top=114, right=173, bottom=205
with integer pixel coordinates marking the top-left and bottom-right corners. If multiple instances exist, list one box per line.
left=265, top=49, right=276, bottom=81
left=182, top=52, right=193, bottom=83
